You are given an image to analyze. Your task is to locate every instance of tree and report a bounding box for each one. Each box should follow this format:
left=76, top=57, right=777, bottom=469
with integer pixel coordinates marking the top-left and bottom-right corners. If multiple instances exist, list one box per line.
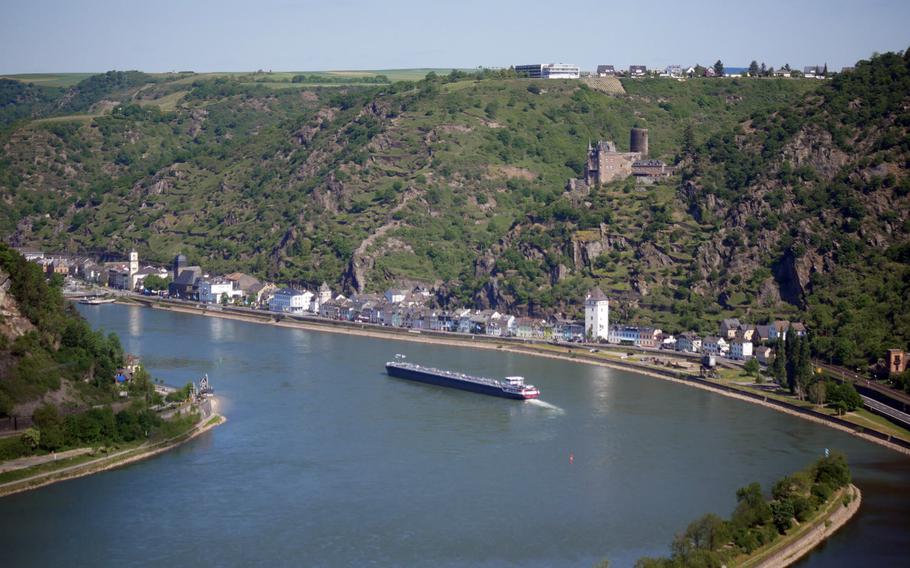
left=143, top=274, right=169, bottom=291
left=749, top=61, right=760, bottom=77
left=770, top=500, right=795, bottom=533
left=771, top=342, right=787, bottom=387
left=713, top=60, right=725, bottom=77
left=682, top=124, right=696, bottom=157
left=744, top=358, right=760, bottom=379
left=807, top=380, right=827, bottom=405
left=32, top=403, right=64, bottom=450
left=732, top=482, right=772, bottom=529
left=22, top=427, right=41, bottom=451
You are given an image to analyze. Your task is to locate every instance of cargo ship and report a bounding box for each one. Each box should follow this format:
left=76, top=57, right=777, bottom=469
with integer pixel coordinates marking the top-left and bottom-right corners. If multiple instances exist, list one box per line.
left=385, top=361, right=540, bottom=400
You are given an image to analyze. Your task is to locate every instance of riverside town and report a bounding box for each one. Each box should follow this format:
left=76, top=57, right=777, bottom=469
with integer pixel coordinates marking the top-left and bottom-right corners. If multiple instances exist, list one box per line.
left=2, top=3, right=910, bottom=567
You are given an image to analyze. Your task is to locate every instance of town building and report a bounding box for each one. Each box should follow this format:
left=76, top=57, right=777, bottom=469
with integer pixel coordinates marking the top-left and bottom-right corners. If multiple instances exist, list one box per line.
left=168, top=253, right=203, bottom=299
left=720, top=318, right=741, bottom=339
left=198, top=278, right=242, bottom=304
left=663, top=65, right=683, bottom=78
left=384, top=287, right=409, bottom=304
left=676, top=332, right=702, bottom=353
left=755, top=346, right=773, bottom=366
left=887, top=349, right=909, bottom=376
left=584, top=288, right=610, bottom=341
left=729, top=339, right=754, bottom=360
left=629, top=65, right=648, bottom=78
left=595, top=65, right=616, bottom=77
left=515, top=63, right=580, bottom=79
left=269, top=288, right=313, bottom=314
left=702, top=336, right=729, bottom=356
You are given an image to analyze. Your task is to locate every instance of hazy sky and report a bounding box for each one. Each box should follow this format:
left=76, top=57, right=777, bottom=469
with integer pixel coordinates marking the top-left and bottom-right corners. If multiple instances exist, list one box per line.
left=2, top=0, right=908, bottom=73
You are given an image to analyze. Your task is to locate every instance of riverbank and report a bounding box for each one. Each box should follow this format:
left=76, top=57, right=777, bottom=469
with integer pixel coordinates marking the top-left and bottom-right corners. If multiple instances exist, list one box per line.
left=746, top=484, right=862, bottom=568
left=0, top=400, right=225, bottom=499
left=127, top=298, right=910, bottom=458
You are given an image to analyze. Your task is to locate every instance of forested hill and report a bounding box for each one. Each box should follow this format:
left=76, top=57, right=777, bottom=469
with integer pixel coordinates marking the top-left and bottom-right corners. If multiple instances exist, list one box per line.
left=0, top=51, right=908, bottom=366
left=681, top=50, right=910, bottom=366
left=0, top=244, right=123, bottom=416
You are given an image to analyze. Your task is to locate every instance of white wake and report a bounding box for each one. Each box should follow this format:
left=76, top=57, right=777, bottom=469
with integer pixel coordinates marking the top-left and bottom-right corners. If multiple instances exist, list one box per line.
left=526, top=399, right=565, bottom=414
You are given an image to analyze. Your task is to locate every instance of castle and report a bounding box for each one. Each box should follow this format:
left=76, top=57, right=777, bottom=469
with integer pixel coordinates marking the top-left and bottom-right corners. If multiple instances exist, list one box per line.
left=567, top=128, right=670, bottom=191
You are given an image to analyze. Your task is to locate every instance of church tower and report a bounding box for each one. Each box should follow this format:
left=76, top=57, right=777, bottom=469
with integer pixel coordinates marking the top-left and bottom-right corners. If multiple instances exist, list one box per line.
left=129, top=249, right=139, bottom=276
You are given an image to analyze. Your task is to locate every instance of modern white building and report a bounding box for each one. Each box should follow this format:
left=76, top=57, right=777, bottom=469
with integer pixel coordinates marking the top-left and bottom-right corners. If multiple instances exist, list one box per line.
left=269, top=288, right=313, bottom=314
left=515, top=63, right=580, bottom=79
left=584, top=288, right=610, bottom=341
left=199, top=278, right=242, bottom=304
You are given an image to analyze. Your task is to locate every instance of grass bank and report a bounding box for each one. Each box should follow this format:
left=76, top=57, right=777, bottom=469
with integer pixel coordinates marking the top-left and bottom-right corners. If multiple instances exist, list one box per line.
left=0, top=403, right=225, bottom=499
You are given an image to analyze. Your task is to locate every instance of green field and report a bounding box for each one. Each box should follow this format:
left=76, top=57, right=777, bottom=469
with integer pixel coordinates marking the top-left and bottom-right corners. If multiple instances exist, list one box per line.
left=0, top=73, right=97, bottom=87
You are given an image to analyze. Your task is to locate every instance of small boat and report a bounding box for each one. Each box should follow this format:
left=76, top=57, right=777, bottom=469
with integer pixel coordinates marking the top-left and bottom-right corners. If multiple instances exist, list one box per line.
left=78, top=297, right=116, bottom=305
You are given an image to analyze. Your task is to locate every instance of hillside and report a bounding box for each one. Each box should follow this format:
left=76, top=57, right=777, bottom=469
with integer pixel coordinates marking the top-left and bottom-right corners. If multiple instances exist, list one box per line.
left=1, top=53, right=908, bottom=365
left=0, top=244, right=123, bottom=417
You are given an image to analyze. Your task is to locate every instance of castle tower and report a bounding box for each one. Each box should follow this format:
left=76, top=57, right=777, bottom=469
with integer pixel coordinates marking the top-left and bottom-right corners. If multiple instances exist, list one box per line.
left=630, top=128, right=649, bottom=157
left=129, top=250, right=139, bottom=276
left=584, top=288, right=610, bottom=341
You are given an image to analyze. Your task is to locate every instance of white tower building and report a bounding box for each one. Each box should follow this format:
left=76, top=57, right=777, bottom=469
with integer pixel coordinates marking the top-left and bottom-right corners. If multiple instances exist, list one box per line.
left=129, top=250, right=139, bottom=275
left=584, top=288, right=610, bottom=341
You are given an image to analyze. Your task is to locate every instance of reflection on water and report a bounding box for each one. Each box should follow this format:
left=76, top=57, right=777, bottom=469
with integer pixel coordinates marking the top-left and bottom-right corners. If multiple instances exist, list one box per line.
left=1, top=303, right=904, bottom=568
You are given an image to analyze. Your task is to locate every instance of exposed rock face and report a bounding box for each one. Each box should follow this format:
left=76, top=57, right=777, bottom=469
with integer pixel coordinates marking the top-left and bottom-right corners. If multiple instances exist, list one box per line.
left=0, top=268, right=35, bottom=342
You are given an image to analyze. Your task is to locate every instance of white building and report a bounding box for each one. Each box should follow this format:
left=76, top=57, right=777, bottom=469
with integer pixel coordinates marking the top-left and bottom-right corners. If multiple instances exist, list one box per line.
left=384, top=288, right=408, bottom=304
left=269, top=288, right=313, bottom=314
left=730, top=339, right=754, bottom=360
left=584, top=288, right=610, bottom=341
left=199, top=278, right=242, bottom=304
left=515, top=63, right=580, bottom=79
left=702, top=336, right=729, bottom=356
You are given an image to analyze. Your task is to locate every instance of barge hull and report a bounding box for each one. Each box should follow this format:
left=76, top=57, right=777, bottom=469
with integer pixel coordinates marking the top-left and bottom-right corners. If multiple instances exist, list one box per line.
left=386, top=365, right=530, bottom=400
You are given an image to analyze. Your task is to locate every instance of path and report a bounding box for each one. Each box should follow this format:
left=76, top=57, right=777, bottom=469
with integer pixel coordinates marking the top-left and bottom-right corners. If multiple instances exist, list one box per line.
left=0, top=448, right=94, bottom=474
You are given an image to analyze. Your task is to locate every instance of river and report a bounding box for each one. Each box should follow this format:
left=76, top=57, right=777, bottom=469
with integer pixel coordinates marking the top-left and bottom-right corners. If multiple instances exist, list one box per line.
left=1, top=304, right=907, bottom=567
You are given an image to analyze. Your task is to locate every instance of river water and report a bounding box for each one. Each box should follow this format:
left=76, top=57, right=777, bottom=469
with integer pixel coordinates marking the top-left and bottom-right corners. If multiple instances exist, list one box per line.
left=1, top=304, right=907, bottom=567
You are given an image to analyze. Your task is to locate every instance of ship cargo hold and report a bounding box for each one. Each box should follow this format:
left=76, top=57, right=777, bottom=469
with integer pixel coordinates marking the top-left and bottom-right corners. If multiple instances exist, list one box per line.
left=385, top=361, right=540, bottom=400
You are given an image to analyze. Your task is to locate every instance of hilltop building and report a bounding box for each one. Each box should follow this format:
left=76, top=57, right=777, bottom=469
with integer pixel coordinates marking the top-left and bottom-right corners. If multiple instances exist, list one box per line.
left=515, top=63, right=580, bottom=79
left=584, top=288, right=610, bottom=341
left=567, top=128, right=672, bottom=191
left=596, top=65, right=616, bottom=77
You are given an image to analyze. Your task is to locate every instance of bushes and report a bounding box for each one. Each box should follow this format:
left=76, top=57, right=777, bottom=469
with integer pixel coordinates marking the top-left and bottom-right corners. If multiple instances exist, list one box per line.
left=28, top=402, right=163, bottom=452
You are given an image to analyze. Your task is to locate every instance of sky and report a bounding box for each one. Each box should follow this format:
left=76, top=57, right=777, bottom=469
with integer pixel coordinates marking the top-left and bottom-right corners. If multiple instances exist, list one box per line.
left=1, top=0, right=908, bottom=73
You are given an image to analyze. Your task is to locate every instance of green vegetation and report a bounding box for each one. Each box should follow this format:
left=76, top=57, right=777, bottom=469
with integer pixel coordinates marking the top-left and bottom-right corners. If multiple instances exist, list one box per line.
left=1, top=51, right=908, bottom=369
left=0, top=244, right=124, bottom=415
left=634, top=453, right=853, bottom=567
